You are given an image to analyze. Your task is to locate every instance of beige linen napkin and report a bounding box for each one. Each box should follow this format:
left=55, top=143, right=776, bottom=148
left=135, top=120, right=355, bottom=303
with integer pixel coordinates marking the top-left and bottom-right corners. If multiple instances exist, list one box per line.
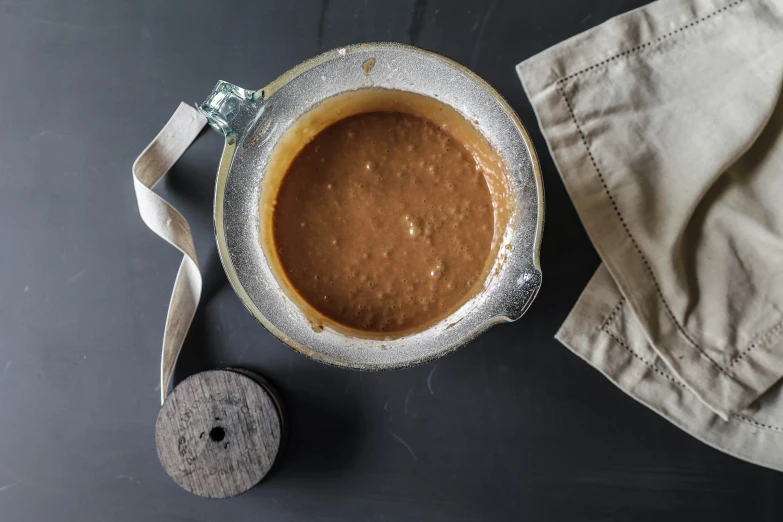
left=518, top=0, right=783, bottom=469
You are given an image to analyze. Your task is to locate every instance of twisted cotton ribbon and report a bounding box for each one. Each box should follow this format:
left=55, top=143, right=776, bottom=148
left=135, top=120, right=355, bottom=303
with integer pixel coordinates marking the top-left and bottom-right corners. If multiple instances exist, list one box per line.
left=132, top=103, right=208, bottom=404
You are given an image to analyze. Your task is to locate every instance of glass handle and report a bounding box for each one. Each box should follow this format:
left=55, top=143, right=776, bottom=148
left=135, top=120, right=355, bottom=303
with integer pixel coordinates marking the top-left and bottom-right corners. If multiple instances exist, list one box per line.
left=198, top=81, right=258, bottom=144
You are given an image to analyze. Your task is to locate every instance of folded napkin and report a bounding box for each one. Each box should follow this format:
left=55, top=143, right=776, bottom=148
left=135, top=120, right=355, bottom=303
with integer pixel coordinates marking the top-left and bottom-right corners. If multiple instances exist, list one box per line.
left=518, top=0, right=783, bottom=469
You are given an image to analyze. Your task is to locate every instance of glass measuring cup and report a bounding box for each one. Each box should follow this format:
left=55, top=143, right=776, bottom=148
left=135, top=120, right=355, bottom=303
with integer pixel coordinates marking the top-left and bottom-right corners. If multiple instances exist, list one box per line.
left=199, top=43, right=543, bottom=370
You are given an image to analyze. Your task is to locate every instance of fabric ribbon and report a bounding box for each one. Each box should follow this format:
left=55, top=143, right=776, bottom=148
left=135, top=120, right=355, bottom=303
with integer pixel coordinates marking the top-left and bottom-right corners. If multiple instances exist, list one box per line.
left=132, top=103, right=208, bottom=404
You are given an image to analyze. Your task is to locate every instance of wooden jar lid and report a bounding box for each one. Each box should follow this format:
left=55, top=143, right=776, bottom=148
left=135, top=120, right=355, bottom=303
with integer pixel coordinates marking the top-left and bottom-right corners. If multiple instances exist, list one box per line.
left=155, top=369, right=284, bottom=498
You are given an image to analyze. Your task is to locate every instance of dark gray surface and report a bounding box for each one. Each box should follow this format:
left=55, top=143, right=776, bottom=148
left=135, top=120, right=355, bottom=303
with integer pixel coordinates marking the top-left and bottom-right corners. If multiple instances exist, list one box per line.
left=1, top=0, right=781, bottom=520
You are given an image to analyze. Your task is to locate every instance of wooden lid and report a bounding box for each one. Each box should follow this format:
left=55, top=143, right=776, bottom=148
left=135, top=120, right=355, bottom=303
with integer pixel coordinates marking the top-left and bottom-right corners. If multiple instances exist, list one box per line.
left=155, top=369, right=283, bottom=498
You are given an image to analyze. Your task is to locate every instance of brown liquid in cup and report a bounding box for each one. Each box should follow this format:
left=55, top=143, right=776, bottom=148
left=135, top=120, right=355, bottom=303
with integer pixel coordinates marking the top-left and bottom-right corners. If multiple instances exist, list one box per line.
left=273, top=111, right=494, bottom=333
left=261, top=89, right=508, bottom=337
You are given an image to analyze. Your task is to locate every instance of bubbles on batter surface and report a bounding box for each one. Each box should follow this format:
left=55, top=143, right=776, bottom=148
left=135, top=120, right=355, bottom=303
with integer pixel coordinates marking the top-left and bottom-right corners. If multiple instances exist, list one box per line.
left=274, top=109, right=494, bottom=334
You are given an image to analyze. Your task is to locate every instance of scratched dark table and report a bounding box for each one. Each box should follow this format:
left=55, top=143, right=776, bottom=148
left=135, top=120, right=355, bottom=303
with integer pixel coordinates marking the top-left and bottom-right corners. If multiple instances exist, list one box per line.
left=1, top=0, right=781, bottom=520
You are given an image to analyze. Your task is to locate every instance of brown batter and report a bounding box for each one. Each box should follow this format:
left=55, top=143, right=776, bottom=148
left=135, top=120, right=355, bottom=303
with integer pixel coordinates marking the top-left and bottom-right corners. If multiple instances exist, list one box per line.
left=271, top=110, right=494, bottom=334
